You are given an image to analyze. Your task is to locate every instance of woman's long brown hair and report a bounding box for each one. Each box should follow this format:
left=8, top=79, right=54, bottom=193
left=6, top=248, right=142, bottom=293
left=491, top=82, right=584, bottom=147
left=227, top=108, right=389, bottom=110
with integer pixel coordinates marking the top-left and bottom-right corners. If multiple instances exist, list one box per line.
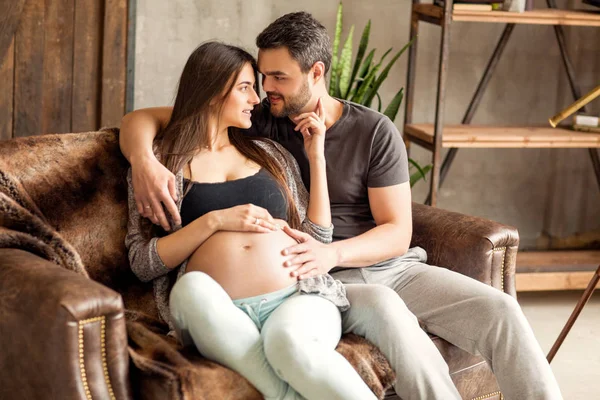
left=154, top=41, right=301, bottom=229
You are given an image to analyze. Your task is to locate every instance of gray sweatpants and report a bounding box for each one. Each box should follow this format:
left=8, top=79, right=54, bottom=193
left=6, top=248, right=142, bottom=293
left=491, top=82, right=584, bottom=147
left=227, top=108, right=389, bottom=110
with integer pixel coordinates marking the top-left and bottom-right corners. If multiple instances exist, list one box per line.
left=331, top=247, right=563, bottom=400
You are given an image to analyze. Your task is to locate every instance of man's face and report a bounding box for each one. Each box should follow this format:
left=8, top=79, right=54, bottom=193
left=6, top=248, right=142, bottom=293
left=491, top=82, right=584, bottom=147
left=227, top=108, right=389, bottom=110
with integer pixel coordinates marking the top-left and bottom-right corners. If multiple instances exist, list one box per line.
left=257, top=47, right=312, bottom=118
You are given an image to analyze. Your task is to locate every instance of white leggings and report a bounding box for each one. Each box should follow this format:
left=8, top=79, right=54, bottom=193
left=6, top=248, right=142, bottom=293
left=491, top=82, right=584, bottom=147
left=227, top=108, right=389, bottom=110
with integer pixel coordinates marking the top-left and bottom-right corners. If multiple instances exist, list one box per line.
left=169, top=272, right=377, bottom=400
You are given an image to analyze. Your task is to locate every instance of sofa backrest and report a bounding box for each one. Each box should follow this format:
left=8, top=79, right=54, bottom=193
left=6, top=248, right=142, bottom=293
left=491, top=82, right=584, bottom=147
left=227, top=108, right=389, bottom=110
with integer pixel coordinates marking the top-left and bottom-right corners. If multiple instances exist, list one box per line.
left=0, top=129, right=158, bottom=318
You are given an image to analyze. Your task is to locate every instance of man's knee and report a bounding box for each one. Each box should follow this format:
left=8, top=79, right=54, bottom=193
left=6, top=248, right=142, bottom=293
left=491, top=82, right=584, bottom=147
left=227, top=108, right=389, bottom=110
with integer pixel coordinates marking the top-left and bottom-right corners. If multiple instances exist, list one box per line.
left=343, top=284, right=422, bottom=338
left=477, top=291, right=524, bottom=326
left=347, top=284, right=397, bottom=307
left=347, top=284, right=412, bottom=319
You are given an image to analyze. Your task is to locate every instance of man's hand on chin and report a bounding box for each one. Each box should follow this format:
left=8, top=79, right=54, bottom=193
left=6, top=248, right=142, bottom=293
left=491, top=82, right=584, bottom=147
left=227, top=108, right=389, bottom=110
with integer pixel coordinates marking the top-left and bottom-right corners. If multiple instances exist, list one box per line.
left=281, top=226, right=339, bottom=280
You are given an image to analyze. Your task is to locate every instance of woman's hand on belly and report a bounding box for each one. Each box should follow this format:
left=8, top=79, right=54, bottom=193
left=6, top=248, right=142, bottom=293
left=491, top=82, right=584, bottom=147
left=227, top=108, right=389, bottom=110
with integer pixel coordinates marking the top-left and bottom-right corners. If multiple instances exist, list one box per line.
left=208, top=204, right=280, bottom=233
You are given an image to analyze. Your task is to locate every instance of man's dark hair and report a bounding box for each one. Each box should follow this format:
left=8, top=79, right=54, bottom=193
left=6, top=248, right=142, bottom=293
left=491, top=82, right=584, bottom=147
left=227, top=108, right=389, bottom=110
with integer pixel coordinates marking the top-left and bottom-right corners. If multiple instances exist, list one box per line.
left=256, top=12, right=332, bottom=74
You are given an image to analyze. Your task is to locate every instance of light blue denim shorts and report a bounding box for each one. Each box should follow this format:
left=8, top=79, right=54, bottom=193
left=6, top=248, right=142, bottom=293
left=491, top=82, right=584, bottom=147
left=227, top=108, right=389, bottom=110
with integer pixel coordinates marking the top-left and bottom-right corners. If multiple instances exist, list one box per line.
left=233, top=284, right=299, bottom=330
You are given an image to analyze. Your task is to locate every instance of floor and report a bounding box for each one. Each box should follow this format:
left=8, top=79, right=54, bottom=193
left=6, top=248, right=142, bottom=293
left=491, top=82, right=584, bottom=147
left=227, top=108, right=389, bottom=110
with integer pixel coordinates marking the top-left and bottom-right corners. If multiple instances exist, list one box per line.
left=518, top=291, right=600, bottom=399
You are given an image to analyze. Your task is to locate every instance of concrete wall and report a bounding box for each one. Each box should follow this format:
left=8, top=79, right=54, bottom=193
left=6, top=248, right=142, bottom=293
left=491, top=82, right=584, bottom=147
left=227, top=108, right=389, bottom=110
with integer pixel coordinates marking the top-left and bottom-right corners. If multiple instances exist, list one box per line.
left=134, top=0, right=600, bottom=249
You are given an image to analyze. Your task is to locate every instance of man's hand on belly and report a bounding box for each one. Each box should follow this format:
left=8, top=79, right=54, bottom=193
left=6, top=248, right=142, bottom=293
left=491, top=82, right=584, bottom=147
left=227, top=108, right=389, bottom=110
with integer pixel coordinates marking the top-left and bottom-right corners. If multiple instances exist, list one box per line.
left=281, top=226, right=339, bottom=280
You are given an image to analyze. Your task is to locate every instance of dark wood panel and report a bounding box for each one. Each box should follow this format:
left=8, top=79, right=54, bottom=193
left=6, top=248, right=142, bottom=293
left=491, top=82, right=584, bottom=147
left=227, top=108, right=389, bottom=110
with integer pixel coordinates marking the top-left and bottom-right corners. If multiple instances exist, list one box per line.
left=14, top=0, right=44, bottom=137
left=72, top=0, right=102, bottom=132
left=0, top=0, right=25, bottom=62
left=0, top=38, right=14, bottom=140
left=12, top=0, right=128, bottom=137
left=125, top=0, right=135, bottom=113
left=42, top=0, right=74, bottom=134
left=101, top=0, right=127, bottom=128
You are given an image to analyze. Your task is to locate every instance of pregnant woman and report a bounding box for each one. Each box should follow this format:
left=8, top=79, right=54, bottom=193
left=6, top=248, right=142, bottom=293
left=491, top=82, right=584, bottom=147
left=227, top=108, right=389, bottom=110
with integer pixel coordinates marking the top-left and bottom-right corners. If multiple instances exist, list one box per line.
left=125, top=42, right=376, bottom=400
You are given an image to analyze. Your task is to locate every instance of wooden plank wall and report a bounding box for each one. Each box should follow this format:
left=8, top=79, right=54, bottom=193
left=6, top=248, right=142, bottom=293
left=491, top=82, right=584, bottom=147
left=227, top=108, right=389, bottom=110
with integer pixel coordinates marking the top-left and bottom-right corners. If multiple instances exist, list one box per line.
left=0, top=0, right=25, bottom=141
left=0, top=0, right=128, bottom=139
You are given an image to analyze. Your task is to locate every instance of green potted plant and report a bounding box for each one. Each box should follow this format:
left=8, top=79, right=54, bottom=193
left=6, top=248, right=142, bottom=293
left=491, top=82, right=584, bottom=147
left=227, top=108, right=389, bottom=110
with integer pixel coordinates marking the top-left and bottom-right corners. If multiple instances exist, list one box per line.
left=329, top=2, right=431, bottom=187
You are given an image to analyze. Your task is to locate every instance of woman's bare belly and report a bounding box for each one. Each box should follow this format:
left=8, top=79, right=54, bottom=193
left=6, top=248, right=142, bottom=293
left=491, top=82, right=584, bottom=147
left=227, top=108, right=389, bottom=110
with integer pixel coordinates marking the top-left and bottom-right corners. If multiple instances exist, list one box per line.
left=186, top=219, right=299, bottom=299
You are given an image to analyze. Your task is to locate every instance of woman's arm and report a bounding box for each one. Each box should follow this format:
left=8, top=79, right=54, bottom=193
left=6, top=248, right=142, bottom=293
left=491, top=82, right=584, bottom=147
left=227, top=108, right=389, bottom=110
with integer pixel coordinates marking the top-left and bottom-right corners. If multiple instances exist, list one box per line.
left=126, top=168, right=280, bottom=281
left=156, top=203, right=281, bottom=268
left=294, top=98, right=331, bottom=228
left=125, top=168, right=212, bottom=281
left=305, top=157, right=330, bottom=227
left=155, top=216, right=218, bottom=269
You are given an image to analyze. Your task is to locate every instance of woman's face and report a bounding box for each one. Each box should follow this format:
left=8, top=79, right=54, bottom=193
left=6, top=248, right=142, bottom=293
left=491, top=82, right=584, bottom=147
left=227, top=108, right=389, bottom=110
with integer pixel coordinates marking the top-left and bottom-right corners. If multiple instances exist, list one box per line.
left=220, top=63, right=260, bottom=130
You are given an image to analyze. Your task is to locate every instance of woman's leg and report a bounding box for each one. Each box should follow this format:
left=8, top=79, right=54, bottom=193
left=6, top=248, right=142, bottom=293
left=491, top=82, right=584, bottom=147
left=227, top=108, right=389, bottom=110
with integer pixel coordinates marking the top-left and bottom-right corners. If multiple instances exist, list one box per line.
left=261, top=294, right=377, bottom=400
left=169, top=272, right=301, bottom=400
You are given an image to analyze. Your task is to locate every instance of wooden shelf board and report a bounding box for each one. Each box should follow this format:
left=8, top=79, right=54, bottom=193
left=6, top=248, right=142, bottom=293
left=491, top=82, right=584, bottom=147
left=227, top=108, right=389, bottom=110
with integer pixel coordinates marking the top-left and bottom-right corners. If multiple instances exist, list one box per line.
left=404, top=124, right=600, bottom=148
left=415, top=5, right=600, bottom=27
left=517, top=250, right=600, bottom=273
left=515, top=250, right=600, bottom=291
left=453, top=8, right=600, bottom=26
left=516, top=271, right=597, bottom=291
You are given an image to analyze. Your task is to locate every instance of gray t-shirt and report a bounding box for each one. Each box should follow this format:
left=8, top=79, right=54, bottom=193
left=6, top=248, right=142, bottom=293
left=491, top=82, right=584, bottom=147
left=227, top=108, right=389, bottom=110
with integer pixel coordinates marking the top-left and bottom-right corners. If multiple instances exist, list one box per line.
left=247, top=98, right=409, bottom=241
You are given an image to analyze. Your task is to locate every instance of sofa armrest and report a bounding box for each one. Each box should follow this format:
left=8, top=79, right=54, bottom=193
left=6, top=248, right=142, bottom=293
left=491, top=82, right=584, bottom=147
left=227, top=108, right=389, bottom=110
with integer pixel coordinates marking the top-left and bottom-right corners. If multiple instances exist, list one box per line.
left=410, top=203, right=519, bottom=297
left=0, top=249, right=132, bottom=400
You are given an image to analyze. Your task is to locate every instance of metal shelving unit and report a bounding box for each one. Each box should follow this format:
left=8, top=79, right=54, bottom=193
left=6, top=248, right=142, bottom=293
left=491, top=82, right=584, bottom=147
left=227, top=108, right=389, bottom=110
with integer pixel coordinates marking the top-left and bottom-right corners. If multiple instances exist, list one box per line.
left=403, top=1, right=600, bottom=290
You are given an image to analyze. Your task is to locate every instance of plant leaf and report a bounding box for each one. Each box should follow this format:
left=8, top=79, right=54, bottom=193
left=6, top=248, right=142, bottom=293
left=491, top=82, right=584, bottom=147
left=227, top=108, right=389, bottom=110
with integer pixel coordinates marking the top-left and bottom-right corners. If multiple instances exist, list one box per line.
left=383, top=87, right=404, bottom=122
left=409, top=162, right=432, bottom=187
left=379, top=48, right=393, bottom=63
left=358, top=49, right=375, bottom=80
left=329, top=2, right=343, bottom=96
left=347, top=20, right=370, bottom=98
left=363, top=38, right=414, bottom=106
left=338, top=26, right=354, bottom=99
left=353, top=49, right=375, bottom=96
left=351, top=68, right=376, bottom=103
left=365, top=89, right=375, bottom=108
left=352, top=48, right=391, bottom=104
left=375, top=92, right=382, bottom=112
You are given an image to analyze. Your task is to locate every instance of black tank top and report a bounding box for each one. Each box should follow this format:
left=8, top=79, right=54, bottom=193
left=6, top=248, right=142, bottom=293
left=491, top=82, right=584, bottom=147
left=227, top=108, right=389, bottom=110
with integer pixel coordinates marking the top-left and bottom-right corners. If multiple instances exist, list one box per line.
left=180, top=168, right=288, bottom=227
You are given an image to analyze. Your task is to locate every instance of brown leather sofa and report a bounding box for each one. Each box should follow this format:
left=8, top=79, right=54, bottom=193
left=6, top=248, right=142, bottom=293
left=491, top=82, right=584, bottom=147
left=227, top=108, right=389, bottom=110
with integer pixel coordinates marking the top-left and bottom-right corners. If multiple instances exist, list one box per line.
left=0, top=130, right=518, bottom=400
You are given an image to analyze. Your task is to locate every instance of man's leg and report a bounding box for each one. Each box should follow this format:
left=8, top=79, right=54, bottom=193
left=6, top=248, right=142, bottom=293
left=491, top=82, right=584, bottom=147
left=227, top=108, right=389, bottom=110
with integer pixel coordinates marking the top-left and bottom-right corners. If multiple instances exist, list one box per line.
left=169, top=272, right=301, bottom=400
left=332, top=268, right=461, bottom=400
left=362, top=248, right=563, bottom=400
left=262, top=294, right=377, bottom=400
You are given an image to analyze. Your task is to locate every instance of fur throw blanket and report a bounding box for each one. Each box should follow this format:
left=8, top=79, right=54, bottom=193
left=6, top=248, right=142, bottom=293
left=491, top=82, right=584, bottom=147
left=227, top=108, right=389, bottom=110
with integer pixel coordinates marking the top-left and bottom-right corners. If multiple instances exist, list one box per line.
left=0, top=129, right=395, bottom=399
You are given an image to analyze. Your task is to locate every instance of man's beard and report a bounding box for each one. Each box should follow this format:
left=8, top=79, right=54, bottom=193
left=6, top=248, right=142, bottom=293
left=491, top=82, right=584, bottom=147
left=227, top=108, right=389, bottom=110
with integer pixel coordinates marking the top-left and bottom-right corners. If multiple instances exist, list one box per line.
left=268, top=79, right=311, bottom=118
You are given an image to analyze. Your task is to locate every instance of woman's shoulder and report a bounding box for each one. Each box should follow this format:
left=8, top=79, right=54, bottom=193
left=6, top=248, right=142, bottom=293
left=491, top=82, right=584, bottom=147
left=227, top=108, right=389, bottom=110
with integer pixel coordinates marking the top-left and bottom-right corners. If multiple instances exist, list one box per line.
left=252, top=138, right=294, bottom=167
left=253, top=137, right=280, bottom=151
